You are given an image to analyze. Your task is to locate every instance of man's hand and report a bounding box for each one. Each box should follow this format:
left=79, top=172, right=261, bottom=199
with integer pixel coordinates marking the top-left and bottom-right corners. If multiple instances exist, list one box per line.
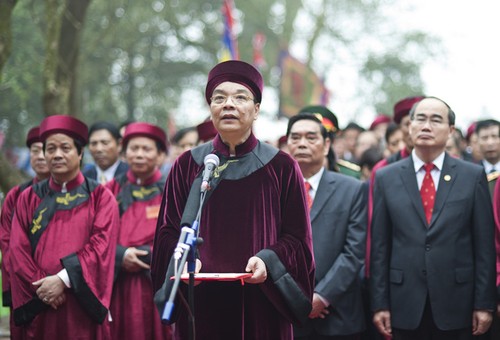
left=373, top=310, right=392, bottom=337
left=181, top=259, right=202, bottom=286
left=33, top=275, right=66, bottom=308
left=497, top=303, right=500, bottom=318
left=244, top=256, right=267, bottom=284
left=50, top=293, right=67, bottom=310
left=308, top=293, right=330, bottom=319
left=472, top=310, right=492, bottom=335
left=122, top=247, right=150, bottom=272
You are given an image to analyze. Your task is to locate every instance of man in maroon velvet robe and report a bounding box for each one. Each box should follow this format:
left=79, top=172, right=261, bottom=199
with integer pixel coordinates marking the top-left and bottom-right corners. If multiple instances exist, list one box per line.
left=107, top=122, right=172, bottom=339
left=9, top=115, right=119, bottom=339
left=0, top=126, right=49, bottom=338
left=152, top=60, right=315, bottom=339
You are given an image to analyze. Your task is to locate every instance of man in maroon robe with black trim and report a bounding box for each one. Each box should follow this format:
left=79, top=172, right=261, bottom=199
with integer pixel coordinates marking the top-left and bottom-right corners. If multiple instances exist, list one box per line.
left=152, top=60, right=315, bottom=339
left=9, top=115, right=119, bottom=339
left=0, top=126, right=49, bottom=338
left=107, top=122, right=172, bottom=339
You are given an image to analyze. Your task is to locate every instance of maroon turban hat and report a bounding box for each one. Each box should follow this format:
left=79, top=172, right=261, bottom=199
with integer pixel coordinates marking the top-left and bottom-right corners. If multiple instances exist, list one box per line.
left=369, top=115, right=391, bottom=131
left=196, top=120, right=218, bottom=143
left=393, top=96, right=425, bottom=124
left=122, top=122, right=167, bottom=151
left=40, top=115, right=88, bottom=145
left=26, top=126, right=42, bottom=147
left=466, top=122, right=477, bottom=141
left=205, top=60, right=263, bottom=104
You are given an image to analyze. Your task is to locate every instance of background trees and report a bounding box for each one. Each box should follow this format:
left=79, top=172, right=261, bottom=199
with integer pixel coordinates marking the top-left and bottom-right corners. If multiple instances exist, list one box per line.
left=0, top=0, right=435, bottom=192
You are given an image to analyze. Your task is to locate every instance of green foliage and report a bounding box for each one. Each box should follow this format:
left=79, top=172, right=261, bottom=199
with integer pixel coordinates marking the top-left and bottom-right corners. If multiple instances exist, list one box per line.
left=0, top=0, right=439, bottom=146
left=0, top=0, right=45, bottom=146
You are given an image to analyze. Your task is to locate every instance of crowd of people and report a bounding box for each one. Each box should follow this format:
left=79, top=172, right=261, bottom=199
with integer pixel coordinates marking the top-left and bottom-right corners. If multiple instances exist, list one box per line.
left=0, top=59, right=499, bottom=340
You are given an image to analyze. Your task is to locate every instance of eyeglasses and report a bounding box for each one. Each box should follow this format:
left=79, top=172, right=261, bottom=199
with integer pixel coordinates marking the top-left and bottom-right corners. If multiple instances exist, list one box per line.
left=210, top=94, right=255, bottom=106
left=412, top=115, right=448, bottom=127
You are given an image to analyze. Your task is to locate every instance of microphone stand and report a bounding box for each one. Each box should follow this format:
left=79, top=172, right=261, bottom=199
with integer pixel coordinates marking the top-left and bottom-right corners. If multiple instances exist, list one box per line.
left=162, top=186, right=208, bottom=340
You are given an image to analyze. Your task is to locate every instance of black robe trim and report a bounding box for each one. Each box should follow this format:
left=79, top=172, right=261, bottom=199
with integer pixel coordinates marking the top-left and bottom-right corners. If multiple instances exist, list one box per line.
left=13, top=297, right=49, bottom=326
left=115, top=173, right=166, bottom=216
left=2, top=291, right=12, bottom=307
left=180, top=140, right=278, bottom=227
left=191, top=139, right=279, bottom=181
left=29, top=178, right=98, bottom=253
left=256, top=248, right=312, bottom=325
left=113, top=245, right=151, bottom=281
left=61, top=253, right=108, bottom=324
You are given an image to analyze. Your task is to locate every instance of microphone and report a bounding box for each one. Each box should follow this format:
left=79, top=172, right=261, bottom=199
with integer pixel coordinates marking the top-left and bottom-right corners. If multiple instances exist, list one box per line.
left=201, top=154, right=220, bottom=192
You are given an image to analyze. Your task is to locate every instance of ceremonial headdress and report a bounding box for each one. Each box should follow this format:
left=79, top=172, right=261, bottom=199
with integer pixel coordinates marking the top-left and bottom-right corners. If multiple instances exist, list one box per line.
left=122, top=122, right=167, bottom=151
left=205, top=60, right=263, bottom=104
left=40, top=115, right=88, bottom=145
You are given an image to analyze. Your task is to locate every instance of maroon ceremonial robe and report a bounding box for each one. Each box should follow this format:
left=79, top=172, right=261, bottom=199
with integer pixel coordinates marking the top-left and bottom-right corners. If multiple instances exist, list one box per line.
left=0, top=178, right=38, bottom=339
left=10, top=173, right=119, bottom=339
left=107, top=170, right=172, bottom=340
left=152, top=133, right=315, bottom=340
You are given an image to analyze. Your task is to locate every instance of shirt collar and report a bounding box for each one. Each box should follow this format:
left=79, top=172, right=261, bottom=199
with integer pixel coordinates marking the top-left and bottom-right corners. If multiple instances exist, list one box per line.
left=96, top=159, right=121, bottom=181
left=482, top=159, right=500, bottom=173
left=412, top=150, right=445, bottom=173
left=304, top=167, right=324, bottom=192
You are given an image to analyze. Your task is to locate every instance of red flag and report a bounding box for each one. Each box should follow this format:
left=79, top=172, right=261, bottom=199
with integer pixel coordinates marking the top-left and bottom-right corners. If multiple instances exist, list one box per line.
left=220, top=0, right=239, bottom=61
left=278, top=50, right=330, bottom=118
left=252, top=32, right=267, bottom=70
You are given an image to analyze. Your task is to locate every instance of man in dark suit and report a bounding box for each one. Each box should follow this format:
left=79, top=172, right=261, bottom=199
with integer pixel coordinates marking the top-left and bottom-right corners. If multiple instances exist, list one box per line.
left=370, top=96, right=497, bottom=339
left=83, top=121, right=128, bottom=183
left=288, top=112, right=367, bottom=340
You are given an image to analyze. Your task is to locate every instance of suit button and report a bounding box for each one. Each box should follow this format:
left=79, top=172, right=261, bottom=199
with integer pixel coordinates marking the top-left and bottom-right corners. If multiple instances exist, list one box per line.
left=425, top=244, right=431, bottom=251
left=422, top=270, right=427, bottom=276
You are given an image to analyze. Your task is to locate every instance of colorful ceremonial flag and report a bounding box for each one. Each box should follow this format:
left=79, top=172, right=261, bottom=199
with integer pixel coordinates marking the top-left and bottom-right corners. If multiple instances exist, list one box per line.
left=278, top=50, right=330, bottom=118
left=220, top=0, right=239, bottom=61
left=252, top=32, right=267, bottom=70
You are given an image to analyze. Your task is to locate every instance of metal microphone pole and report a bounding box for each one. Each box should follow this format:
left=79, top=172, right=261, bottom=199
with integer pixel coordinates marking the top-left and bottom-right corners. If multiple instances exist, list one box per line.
left=161, top=187, right=207, bottom=340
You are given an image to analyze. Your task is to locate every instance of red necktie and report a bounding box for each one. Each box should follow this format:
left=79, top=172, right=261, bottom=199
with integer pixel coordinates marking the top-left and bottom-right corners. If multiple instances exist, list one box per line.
left=420, top=163, right=435, bottom=224
left=304, top=181, right=313, bottom=212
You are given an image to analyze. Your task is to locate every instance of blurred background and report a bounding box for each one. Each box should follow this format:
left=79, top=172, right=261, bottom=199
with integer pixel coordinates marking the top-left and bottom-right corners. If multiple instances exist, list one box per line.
left=0, top=0, right=498, bottom=193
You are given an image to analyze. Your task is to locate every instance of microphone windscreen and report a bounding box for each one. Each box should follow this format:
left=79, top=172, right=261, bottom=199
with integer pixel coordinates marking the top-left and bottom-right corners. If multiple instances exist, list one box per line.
left=204, top=154, right=220, bottom=167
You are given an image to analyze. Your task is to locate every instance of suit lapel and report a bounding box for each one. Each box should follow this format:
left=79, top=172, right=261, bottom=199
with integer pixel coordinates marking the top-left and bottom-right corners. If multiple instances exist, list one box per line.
left=400, top=156, right=428, bottom=226
left=310, top=171, right=336, bottom=222
left=429, top=153, right=457, bottom=227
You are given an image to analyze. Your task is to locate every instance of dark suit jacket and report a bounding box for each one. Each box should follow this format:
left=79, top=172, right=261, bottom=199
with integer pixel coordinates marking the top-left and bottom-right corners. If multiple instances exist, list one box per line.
left=294, top=170, right=366, bottom=337
left=82, top=161, right=128, bottom=181
left=370, top=153, right=497, bottom=331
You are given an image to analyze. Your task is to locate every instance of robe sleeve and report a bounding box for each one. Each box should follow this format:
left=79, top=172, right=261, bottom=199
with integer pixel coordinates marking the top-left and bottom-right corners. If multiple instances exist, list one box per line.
left=61, top=186, right=119, bottom=323
left=0, top=185, right=21, bottom=307
left=10, top=189, right=50, bottom=325
left=256, top=156, right=315, bottom=325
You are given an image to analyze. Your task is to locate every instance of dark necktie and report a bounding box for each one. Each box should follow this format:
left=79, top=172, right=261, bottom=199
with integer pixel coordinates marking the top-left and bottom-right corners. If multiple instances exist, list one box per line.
left=304, top=181, right=313, bottom=212
left=490, top=167, right=497, bottom=174
left=420, top=163, right=435, bottom=225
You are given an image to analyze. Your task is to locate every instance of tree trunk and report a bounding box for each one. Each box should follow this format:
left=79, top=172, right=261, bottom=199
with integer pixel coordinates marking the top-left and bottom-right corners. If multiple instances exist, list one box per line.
left=43, top=0, right=91, bottom=117
left=0, top=0, right=18, bottom=81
